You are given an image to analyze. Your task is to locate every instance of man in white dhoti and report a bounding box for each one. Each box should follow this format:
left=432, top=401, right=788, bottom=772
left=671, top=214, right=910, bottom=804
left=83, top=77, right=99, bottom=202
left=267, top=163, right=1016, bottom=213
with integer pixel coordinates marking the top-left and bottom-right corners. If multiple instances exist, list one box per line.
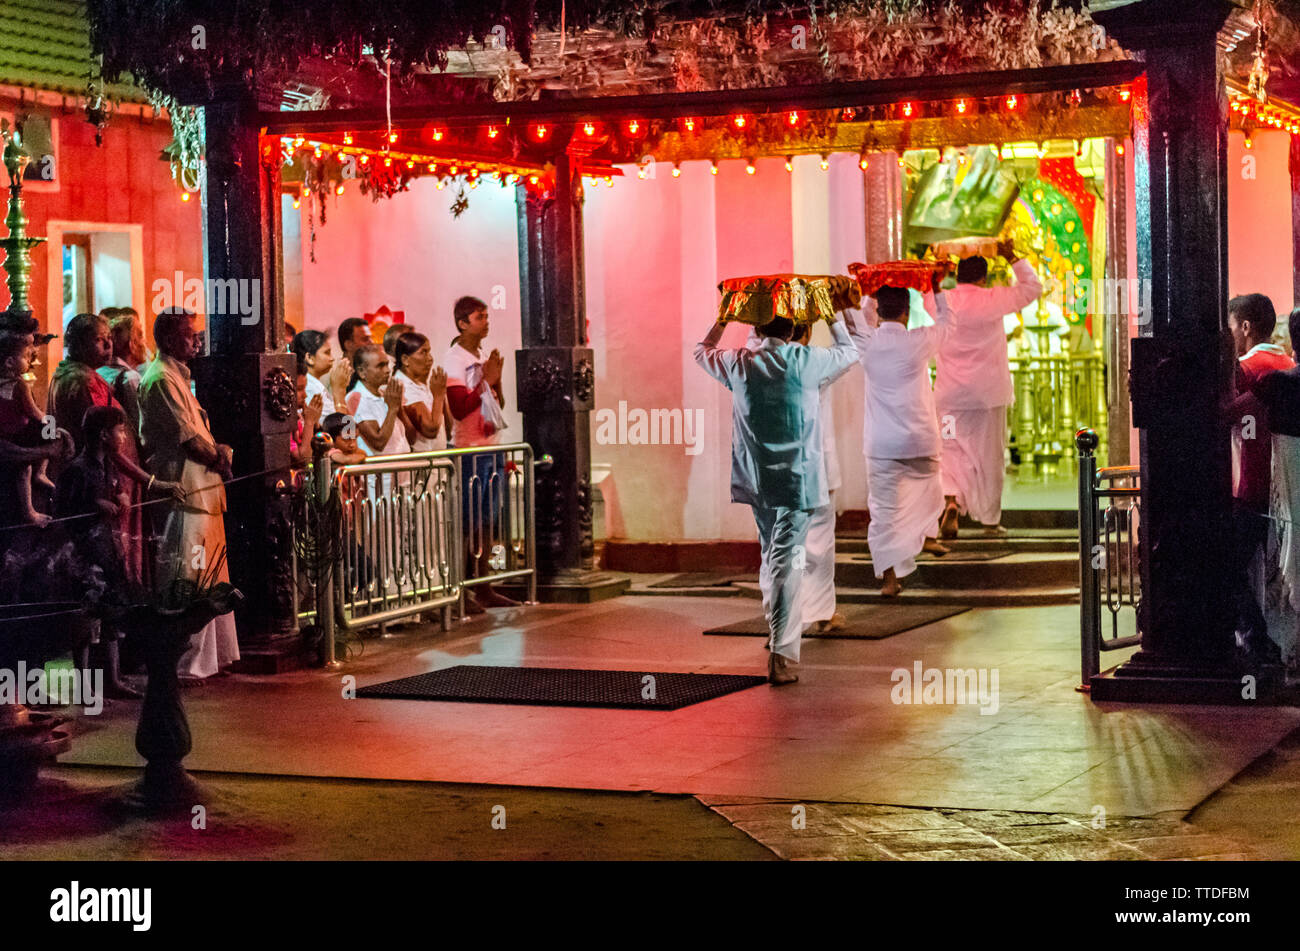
left=789, top=322, right=849, bottom=632
left=848, top=283, right=954, bottom=597
left=935, top=239, right=1042, bottom=537
left=696, top=311, right=858, bottom=684
left=138, top=309, right=240, bottom=680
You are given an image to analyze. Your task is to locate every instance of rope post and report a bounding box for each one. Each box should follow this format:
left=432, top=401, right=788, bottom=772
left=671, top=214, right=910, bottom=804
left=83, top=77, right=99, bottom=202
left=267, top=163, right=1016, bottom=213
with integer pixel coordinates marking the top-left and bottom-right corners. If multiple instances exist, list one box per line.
left=1076, top=427, right=1100, bottom=689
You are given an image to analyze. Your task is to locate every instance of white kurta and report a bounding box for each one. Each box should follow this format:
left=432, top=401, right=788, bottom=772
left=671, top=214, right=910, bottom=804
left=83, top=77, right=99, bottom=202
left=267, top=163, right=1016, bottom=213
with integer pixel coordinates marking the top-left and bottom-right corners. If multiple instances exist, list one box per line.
left=935, top=258, right=1042, bottom=525
left=802, top=385, right=843, bottom=624
left=850, top=294, right=952, bottom=578
left=695, top=319, right=858, bottom=658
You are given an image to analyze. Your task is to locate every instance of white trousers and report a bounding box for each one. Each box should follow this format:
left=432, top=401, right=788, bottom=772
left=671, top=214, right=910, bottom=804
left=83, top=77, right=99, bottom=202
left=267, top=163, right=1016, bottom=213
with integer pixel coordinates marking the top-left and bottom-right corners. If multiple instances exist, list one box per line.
left=753, top=505, right=811, bottom=663
left=801, top=491, right=837, bottom=624
left=867, top=456, right=945, bottom=579
left=939, top=406, right=1007, bottom=527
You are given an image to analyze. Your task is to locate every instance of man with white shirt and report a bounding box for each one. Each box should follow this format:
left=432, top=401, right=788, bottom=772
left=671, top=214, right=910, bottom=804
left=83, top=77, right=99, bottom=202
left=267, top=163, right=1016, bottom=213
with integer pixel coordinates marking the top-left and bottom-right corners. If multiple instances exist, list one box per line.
left=443, top=295, right=517, bottom=611
left=848, top=283, right=954, bottom=597
left=695, top=309, right=859, bottom=684
left=935, top=240, right=1043, bottom=538
left=790, top=322, right=852, bottom=632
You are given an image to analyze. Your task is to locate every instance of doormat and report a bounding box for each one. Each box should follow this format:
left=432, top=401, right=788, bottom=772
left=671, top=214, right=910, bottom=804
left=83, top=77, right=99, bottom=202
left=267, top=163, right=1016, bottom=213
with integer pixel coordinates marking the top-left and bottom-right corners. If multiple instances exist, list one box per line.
left=704, top=604, right=969, bottom=639
left=647, top=572, right=756, bottom=588
left=356, top=665, right=768, bottom=710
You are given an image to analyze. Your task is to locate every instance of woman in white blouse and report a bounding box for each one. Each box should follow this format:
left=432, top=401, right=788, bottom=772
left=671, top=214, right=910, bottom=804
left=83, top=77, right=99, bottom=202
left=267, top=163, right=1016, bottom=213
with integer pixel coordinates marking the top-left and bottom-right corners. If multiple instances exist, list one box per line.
left=392, top=331, right=448, bottom=451
left=292, top=329, right=352, bottom=417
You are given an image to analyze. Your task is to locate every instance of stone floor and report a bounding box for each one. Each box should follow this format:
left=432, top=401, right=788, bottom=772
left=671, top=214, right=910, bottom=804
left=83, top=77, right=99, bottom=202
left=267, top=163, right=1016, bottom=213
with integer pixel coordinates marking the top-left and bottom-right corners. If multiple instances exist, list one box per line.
left=701, top=800, right=1256, bottom=860
left=58, top=596, right=1300, bottom=821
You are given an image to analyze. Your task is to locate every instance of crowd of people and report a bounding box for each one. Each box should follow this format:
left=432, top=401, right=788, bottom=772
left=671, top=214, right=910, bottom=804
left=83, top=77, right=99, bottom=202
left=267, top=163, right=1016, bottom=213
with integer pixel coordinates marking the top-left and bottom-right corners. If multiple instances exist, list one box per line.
left=0, top=294, right=523, bottom=705
left=1226, top=293, right=1300, bottom=669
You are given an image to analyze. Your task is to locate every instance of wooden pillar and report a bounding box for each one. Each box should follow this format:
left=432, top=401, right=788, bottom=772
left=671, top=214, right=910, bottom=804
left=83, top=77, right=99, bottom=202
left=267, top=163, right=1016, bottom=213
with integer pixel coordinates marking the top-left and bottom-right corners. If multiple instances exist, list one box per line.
left=190, top=96, right=300, bottom=666
left=1092, top=0, right=1255, bottom=701
left=514, top=151, right=626, bottom=600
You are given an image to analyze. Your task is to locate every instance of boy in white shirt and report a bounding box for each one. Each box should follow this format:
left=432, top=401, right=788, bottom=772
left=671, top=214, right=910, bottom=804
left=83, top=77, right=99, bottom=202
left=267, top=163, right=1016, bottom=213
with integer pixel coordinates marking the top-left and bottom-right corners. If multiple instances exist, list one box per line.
left=442, top=295, right=517, bottom=611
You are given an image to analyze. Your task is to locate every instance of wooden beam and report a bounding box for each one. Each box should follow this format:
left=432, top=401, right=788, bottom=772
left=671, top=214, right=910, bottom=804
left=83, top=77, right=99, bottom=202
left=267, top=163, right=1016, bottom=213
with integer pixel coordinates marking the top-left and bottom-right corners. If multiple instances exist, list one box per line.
left=261, top=60, right=1144, bottom=134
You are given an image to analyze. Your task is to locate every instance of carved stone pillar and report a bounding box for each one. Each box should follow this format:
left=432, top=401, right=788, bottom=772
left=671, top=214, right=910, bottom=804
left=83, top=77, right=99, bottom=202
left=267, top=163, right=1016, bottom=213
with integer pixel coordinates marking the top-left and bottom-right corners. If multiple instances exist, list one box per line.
left=1092, top=0, right=1258, bottom=701
left=514, top=151, right=627, bottom=601
left=190, top=97, right=300, bottom=667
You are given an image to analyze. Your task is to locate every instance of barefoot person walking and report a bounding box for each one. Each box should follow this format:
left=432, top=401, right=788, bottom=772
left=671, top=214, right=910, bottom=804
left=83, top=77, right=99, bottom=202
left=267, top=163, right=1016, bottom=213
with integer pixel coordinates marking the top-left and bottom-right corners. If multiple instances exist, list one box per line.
left=848, top=279, right=955, bottom=598
left=935, top=239, right=1042, bottom=538
left=695, top=306, right=858, bottom=684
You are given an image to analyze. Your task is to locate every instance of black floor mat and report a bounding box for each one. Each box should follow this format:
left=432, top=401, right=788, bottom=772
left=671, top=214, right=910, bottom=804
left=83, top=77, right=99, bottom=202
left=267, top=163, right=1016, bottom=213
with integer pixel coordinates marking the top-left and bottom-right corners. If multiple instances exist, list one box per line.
left=704, top=604, right=969, bottom=639
left=356, top=665, right=768, bottom=709
left=647, top=572, right=755, bottom=588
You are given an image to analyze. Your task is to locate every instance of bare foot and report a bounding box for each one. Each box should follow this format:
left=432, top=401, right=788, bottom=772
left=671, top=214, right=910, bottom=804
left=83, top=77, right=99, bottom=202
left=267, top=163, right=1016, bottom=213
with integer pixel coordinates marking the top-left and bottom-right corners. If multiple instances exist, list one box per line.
left=881, top=570, right=903, bottom=598
left=981, top=524, right=1008, bottom=537
left=23, top=508, right=51, bottom=527
left=815, top=612, right=847, bottom=633
left=461, top=592, right=488, bottom=616
left=939, top=501, right=960, bottom=539
left=767, top=653, right=799, bottom=685
left=922, top=538, right=951, bottom=556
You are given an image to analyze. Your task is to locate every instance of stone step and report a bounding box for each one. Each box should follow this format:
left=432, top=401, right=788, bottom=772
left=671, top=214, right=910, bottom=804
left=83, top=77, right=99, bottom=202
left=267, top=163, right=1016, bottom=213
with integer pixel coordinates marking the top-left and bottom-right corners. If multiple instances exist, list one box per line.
left=835, top=529, right=1077, bottom=555
left=732, top=580, right=1079, bottom=607
left=839, top=507, right=1079, bottom=531
left=834, top=551, right=1079, bottom=590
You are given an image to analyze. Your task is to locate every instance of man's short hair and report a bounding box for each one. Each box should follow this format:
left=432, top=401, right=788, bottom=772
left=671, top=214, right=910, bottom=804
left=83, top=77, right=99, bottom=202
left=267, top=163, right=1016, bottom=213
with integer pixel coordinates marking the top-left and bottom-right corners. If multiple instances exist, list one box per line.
left=1229, top=293, right=1277, bottom=338
left=956, top=256, right=989, bottom=284
left=791, top=321, right=812, bottom=344
left=454, top=296, right=487, bottom=331
left=338, top=317, right=369, bottom=351
left=382, top=323, right=413, bottom=356
left=152, top=308, right=195, bottom=348
left=352, top=343, right=384, bottom=373
left=874, top=286, right=911, bottom=321
left=756, top=315, right=795, bottom=341
left=1289, top=308, right=1300, bottom=350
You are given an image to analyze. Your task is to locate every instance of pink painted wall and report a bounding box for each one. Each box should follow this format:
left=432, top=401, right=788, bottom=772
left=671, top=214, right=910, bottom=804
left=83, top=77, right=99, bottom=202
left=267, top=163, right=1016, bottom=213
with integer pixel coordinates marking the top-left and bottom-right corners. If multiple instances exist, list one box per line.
left=1227, top=129, right=1294, bottom=322
left=293, top=178, right=524, bottom=437
left=585, top=157, right=795, bottom=540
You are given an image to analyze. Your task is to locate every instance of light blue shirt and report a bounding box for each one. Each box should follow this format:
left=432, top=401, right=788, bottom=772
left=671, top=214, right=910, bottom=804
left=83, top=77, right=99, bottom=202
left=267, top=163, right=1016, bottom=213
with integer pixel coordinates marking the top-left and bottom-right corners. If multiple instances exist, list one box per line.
left=695, top=320, right=858, bottom=511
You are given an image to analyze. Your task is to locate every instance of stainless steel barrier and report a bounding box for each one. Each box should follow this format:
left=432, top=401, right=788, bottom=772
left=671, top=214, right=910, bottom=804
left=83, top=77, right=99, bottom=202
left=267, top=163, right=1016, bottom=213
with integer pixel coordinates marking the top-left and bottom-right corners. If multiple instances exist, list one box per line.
left=295, top=441, right=538, bottom=665
left=1076, top=427, right=1142, bottom=689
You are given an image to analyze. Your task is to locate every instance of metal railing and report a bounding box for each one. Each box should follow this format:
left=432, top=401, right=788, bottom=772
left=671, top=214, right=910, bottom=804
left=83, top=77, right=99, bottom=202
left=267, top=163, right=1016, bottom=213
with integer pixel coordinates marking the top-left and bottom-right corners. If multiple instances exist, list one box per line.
left=295, top=441, right=539, bottom=666
left=1076, top=427, right=1142, bottom=688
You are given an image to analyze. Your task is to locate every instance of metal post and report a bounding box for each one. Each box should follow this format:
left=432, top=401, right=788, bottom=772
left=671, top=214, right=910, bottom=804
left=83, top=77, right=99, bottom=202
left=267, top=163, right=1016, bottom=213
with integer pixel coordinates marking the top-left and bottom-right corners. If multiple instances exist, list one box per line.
left=1076, top=428, right=1100, bottom=687
left=526, top=449, right=538, bottom=604
left=313, top=438, right=339, bottom=669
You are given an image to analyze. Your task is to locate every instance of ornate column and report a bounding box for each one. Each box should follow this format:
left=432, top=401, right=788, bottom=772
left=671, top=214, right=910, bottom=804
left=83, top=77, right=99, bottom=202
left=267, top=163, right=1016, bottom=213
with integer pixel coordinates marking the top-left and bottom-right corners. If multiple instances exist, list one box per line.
left=1092, top=0, right=1251, bottom=701
left=863, top=154, right=903, bottom=263
left=514, top=150, right=627, bottom=601
left=190, top=96, right=301, bottom=668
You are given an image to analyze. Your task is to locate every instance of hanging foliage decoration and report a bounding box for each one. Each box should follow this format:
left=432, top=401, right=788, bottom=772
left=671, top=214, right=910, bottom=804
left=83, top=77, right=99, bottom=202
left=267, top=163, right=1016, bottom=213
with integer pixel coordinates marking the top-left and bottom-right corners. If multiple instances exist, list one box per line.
left=86, top=1, right=1111, bottom=103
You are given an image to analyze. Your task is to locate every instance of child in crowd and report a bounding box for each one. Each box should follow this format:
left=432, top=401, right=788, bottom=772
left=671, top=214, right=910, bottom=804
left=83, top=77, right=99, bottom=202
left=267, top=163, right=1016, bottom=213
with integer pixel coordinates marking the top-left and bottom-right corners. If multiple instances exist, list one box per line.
left=0, top=333, right=62, bottom=524
left=322, top=412, right=368, bottom=467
